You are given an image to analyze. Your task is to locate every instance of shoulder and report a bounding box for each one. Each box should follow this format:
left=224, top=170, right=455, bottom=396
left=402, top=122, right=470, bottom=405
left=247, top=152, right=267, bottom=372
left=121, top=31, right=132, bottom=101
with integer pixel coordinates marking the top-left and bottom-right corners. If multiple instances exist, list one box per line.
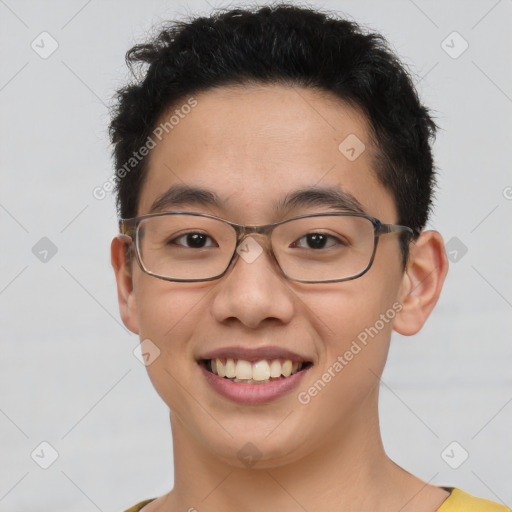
left=123, top=498, right=157, bottom=512
left=438, top=488, right=511, bottom=512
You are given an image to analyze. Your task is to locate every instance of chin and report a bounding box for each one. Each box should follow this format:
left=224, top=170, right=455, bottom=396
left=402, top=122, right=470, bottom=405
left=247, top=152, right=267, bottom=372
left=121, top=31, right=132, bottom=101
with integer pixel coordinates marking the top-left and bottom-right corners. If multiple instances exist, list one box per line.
left=198, top=418, right=314, bottom=469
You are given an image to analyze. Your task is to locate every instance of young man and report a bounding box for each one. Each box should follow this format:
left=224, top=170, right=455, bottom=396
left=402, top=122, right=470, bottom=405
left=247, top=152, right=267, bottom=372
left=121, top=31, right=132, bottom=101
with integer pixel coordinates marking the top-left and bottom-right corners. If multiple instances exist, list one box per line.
left=110, top=4, right=510, bottom=512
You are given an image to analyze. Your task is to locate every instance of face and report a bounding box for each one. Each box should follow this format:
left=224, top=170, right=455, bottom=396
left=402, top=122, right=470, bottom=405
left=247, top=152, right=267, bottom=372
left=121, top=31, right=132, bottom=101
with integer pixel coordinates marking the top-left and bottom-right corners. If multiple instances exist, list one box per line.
left=114, top=84, right=413, bottom=468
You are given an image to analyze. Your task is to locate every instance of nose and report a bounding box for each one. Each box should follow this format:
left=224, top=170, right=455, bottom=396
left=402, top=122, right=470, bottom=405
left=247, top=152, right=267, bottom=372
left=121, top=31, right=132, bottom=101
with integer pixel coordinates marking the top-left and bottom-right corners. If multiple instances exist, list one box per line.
left=210, top=235, right=295, bottom=329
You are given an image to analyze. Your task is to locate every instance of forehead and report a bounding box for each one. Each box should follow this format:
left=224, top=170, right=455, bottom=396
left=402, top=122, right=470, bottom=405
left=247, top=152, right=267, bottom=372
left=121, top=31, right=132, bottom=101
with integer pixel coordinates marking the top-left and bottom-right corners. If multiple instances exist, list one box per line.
left=138, top=84, right=396, bottom=223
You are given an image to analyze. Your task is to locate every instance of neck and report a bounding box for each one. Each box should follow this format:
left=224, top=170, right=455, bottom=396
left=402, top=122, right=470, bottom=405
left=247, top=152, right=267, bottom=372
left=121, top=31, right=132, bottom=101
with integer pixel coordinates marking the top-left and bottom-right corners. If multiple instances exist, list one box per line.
left=158, top=389, right=444, bottom=512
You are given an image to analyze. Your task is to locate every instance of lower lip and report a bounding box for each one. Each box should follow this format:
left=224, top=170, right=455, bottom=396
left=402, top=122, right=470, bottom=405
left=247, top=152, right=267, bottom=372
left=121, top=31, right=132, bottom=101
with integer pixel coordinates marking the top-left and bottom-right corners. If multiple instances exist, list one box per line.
left=200, top=363, right=311, bottom=404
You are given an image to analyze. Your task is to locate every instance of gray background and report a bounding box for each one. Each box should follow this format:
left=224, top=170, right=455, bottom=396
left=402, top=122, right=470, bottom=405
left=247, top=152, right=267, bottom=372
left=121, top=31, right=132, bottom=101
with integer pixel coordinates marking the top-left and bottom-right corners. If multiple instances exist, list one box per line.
left=1, top=0, right=511, bottom=510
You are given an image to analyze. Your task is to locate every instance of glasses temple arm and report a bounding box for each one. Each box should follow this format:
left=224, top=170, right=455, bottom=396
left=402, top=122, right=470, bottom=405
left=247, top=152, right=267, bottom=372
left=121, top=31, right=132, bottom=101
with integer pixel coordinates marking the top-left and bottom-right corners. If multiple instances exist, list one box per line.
left=118, top=219, right=136, bottom=238
left=379, top=223, right=420, bottom=238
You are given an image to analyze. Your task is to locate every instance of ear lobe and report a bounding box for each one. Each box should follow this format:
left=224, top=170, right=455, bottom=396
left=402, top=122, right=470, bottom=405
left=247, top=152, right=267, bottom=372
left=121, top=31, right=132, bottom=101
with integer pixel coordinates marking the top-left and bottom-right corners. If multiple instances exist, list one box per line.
left=393, top=230, right=449, bottom=336
left=111, top=236, right=140, bottom=335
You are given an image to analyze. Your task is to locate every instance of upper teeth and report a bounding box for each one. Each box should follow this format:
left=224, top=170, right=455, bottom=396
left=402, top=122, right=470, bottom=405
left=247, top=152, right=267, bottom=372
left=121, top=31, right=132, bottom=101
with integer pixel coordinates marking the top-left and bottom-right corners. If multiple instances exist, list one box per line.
left=210, top=358, right=302, bottom=380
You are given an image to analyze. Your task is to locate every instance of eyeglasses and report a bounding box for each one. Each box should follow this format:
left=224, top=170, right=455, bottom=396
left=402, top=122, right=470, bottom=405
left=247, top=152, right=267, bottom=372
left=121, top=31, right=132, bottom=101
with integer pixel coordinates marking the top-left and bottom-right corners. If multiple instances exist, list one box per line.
left=118, top=211, right=419, bottom=283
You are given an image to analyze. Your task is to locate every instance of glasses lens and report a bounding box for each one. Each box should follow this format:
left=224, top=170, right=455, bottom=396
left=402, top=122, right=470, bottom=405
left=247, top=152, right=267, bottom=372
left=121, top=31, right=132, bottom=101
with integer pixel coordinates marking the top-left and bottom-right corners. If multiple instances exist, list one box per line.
left=272, top=215, right=375, bottom=281
left=137, top=214, right=236, bottom=280
left=135, top=213, right=376, bottom=282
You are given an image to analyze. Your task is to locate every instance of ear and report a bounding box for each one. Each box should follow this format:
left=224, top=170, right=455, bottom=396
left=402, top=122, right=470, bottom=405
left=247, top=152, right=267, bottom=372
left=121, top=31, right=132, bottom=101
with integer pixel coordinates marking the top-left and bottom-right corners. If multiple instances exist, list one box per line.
left=393, top=230, right=449, bottom=336
left=111, top=236, right=140, bottom=335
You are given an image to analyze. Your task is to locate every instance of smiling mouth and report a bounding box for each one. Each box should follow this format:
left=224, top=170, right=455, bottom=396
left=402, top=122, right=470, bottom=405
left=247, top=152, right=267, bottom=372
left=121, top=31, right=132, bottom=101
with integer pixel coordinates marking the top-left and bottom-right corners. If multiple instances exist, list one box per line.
left=201, top=358, right=313, bottom=385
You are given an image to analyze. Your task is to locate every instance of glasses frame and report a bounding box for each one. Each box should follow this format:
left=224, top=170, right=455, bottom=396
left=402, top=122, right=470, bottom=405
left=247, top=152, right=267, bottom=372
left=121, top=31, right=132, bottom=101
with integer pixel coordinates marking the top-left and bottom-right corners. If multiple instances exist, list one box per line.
left=118, top=211, right=419, bottom=284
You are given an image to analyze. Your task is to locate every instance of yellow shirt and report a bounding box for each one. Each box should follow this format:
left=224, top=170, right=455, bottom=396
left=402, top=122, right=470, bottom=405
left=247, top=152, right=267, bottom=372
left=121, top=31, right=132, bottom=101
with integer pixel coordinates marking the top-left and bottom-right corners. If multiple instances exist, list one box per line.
left=438, top=488, right=510, bottom=512
left=123, top=487, right=511, bottom=511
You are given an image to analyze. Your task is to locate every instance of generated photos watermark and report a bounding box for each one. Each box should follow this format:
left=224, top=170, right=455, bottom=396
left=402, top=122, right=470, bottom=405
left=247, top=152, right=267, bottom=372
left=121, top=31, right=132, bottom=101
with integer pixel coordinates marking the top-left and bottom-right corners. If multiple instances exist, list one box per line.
left=297, top=301, right=402, bottom=405
left=93, top=97, right=197, bottom=200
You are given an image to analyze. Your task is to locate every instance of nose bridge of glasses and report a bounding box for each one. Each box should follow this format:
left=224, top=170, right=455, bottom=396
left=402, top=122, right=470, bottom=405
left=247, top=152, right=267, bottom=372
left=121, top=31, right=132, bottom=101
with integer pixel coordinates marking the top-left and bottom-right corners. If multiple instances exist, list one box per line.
left=234, top=224, right=275, bottom=253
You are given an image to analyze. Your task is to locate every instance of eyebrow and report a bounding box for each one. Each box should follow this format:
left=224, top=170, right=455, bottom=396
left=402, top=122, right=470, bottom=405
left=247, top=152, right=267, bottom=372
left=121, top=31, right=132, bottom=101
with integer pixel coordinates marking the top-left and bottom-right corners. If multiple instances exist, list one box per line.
left=275, top=186, right=366, bottom=215
left=148, top=183, right=367, bottom=216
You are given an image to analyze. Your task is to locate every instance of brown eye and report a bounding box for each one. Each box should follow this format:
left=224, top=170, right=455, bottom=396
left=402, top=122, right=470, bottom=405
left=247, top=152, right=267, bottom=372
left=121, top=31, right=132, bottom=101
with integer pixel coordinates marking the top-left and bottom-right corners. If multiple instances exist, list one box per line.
left=169, top=232, right=217, bottom=248
left=291, top=233, right=345, bottom=249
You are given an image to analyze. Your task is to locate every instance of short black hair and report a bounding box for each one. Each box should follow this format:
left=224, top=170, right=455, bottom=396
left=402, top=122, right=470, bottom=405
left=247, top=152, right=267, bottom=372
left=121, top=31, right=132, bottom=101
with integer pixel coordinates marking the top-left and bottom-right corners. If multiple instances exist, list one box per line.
left=109, top=2, right=437, bottom=263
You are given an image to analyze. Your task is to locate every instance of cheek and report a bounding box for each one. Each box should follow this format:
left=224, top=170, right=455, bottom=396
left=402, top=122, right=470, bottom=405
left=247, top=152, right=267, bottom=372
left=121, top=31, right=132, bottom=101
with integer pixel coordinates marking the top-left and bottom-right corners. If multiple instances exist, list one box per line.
left=309, top=286, right=397, bottom=379
left=299, top=266, right=401, bottom=351
left=293, top=264, right=403, bottom=411
left=132, top=277, right=211, bottom=405
left=134, top=277, right=212, bottom=341
left=291, top=299, right=395, bottom=437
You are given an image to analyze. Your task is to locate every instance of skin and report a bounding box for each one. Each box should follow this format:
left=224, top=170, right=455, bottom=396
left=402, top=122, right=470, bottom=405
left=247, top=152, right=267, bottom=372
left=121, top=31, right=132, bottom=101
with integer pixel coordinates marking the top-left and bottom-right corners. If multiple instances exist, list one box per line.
left=111, top=84, right=450, bottom=512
